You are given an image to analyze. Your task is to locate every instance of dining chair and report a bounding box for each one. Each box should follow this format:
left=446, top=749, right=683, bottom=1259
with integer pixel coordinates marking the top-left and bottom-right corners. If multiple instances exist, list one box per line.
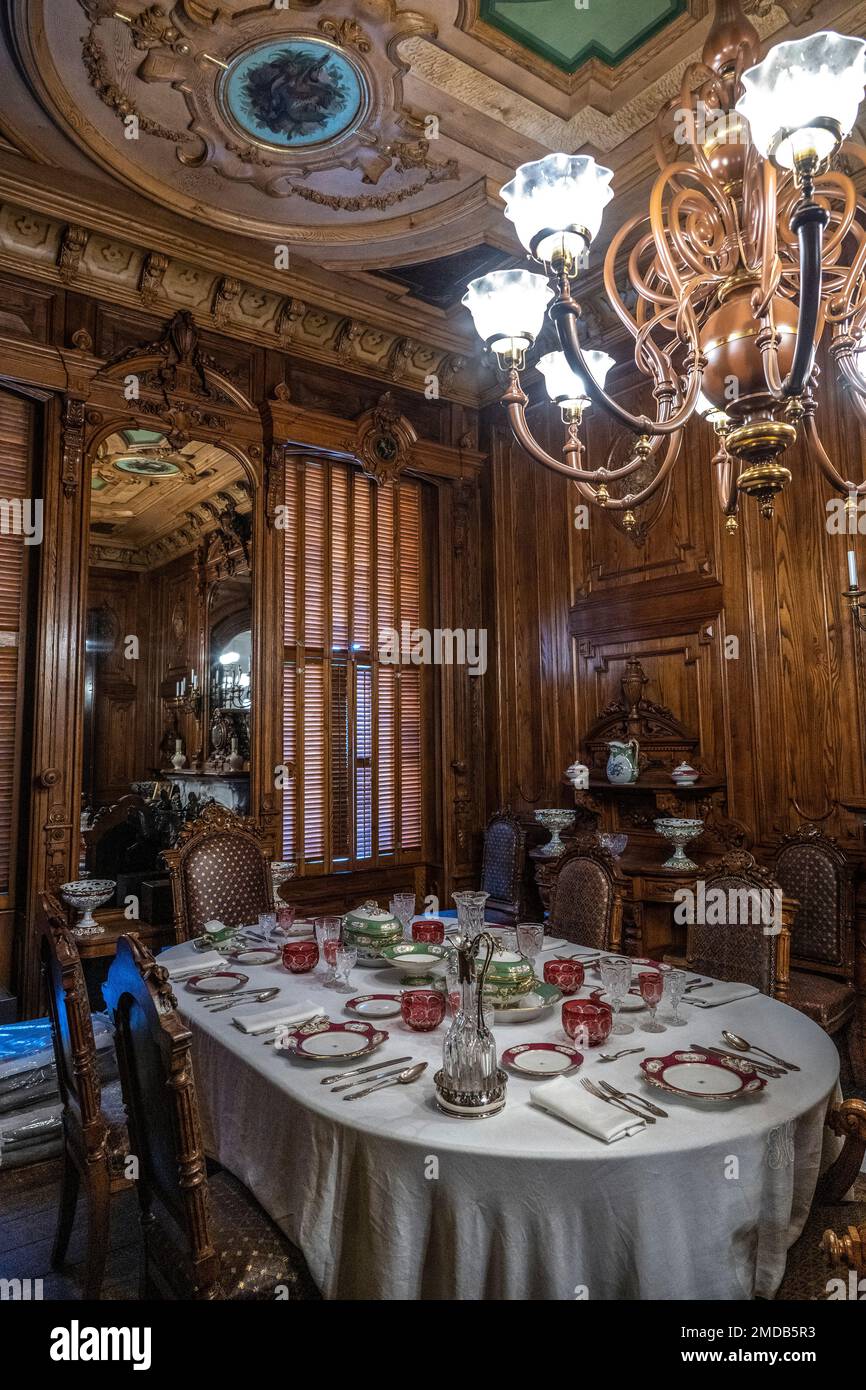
left=545, top=837, right=625, bottom=950
left=480, top=807, right=529, bottom=924
left=103, top=932, right=320, bottom=1300
left=771, top=824, right=862, bottom=1082
left=161, top=801, right=273, bottom=942
left=39, top=891, right=133, bottom=1299
left=685, top=850, right=792, bottom=1000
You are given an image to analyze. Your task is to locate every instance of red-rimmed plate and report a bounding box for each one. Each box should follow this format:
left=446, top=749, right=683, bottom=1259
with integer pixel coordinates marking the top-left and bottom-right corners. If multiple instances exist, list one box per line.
left=501, top=1042, right=583, bottom=1077
left=282, top=1018, right=388, bottom=1059
left=186, top=970, right=250, bottom=995
left=345, top=994, right=402, bottom=1019
left=641, top=1050, right=766, bottom=1102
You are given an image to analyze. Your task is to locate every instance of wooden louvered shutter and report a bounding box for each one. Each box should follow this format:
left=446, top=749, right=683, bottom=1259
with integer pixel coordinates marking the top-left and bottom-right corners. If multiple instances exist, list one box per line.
left=0, top=389, right=33, bottom=907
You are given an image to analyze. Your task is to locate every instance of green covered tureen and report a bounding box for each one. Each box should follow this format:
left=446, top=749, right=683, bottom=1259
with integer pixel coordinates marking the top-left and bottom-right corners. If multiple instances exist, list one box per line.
left=343, top=900, right=404, bottom=961
left=479, top=945, right=536, bottom=1005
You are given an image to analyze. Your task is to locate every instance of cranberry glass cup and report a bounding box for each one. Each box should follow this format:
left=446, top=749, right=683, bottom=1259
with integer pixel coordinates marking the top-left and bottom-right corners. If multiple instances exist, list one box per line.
left=543, top=957, right=585, bottom=995
left=413, top=919, right=445, bottom=945
left=638, top=970, right=666, bottom=1033
left=276, top=905, right=297, bottom=936
left=561, top=998, right=612, bottom=1047
left=282, top=940, right=319, bottom=973
left=400, top=988, right=446, bottom=1032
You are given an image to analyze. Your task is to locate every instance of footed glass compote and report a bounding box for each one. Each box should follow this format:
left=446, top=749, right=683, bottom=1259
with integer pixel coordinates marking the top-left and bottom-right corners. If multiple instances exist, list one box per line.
left=534, top=809, right=575, bottom=857
left=653, top=817, right=703, bottom=871
left=270, top=860, right=296, bottom=904
left=59, top=879, right=116, bottom=938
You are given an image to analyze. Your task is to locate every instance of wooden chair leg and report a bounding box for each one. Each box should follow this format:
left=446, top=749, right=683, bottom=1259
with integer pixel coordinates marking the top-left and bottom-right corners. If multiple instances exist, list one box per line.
left=51, top=1147, right=80, bottom=1270
left=82, top=1168, right=111, bottom=1300
left=816, top=1097, right=866, bottom=1204
left=845, top=1016, right=866, bottom=1087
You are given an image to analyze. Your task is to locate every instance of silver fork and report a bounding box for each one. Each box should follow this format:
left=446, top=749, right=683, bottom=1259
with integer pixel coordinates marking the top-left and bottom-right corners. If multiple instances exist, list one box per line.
left=581, top=1076, right=654, bottom=1123
left=597, top=1078, right=668, bottom=1118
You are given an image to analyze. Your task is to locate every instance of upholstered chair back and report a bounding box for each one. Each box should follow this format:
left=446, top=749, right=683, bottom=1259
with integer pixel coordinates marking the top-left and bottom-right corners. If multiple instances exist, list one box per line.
left=103, top=934, right=220, bottom=1293
left=686, top=852, right=792, bottom=1000
left=480, top=809, right=526, bottom=918
left=548, top=840, right=624, bottom=951
left=773, top=826, right=854, bottom=977
left=161, top=802, right=273, bottom=941
left=40, top=892, right=105, bottom=1142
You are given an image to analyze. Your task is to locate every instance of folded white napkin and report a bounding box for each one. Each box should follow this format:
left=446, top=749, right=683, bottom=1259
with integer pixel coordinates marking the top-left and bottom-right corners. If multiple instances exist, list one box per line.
left=538, top=936, right=571, bottom=953
left=232, top=1001, right=324, bottom=1036
left=162, top=949, right=224, bottom=980
left=685, top=981, right=760, bottom=1008
left=530, top=1075, right=646, bottom=1143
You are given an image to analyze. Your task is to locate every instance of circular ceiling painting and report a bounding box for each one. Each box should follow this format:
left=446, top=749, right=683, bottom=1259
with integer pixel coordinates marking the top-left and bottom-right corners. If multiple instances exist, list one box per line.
left=219, top=38, right=367, bottom=151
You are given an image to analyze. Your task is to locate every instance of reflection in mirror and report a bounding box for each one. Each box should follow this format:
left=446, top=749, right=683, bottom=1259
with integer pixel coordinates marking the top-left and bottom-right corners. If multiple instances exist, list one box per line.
left=81, top=431, right=253, bottom=922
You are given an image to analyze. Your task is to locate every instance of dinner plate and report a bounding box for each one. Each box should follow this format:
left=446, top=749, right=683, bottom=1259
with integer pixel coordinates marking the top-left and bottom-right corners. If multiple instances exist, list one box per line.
left=185, top=971, right=249, bottom=995
left=282, top=1019, right=388, bottom=1060
left=231, top=948, right=281, bottom=966
left=345, top=994, right=403, bottom=1019
left=641, top=1049, right=766, bottom=1101
left=502, top=1042, right=583, bottom=1077
left=493, top=981, right=561, bottom=1021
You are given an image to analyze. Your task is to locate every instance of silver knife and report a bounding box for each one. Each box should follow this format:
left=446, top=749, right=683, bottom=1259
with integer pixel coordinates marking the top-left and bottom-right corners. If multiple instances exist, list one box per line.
left=598, top=1079, right=668, bottom=1118
left=331, top=1061, right=418, bottom=1093
left=319, top=1054, right=413, bottom=1085
left=690, top=1043, right=783, bottom=1077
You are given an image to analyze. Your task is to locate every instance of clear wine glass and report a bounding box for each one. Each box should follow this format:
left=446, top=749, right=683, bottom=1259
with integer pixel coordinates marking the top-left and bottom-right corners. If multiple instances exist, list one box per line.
left=600, top=956, right=633, bottom=1035
left=390, top=892, right=416, bottom=941
left=663, top=968, right=688, bottom=1026
left=333, top=944, right=358, bottom=993
left=314, top=916, right=342, bottom=983
left=638, top=970, right=666, bottom=1033
left=258, top=910, right=278, bottom=949
left=516, top=922, right=545, bottom=971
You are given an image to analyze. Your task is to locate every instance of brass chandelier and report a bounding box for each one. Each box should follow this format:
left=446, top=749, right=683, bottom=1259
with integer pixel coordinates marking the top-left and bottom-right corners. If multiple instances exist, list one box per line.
left=463, top=0, right=866, bottom=531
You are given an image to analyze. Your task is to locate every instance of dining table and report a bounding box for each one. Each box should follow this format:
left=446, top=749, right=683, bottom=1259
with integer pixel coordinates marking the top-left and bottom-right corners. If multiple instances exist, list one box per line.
left=159, top=932, right=842, bottom=1301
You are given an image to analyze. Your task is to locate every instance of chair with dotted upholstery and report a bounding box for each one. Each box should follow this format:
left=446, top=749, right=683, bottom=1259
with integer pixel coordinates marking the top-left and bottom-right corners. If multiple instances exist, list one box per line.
left=161, top=802, right=273, bottom=942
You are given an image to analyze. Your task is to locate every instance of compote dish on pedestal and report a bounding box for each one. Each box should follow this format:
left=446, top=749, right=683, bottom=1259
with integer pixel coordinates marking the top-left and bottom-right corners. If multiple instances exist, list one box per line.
left=59, top=879, right=116, bottom=938
left=534, top=809, right=575, bottom=857
left=653, top=817, right=703, bottom=871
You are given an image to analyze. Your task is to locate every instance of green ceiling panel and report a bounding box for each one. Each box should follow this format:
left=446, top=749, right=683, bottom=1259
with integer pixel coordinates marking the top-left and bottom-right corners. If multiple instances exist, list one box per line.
left=480, top=0, right=686, bottom=74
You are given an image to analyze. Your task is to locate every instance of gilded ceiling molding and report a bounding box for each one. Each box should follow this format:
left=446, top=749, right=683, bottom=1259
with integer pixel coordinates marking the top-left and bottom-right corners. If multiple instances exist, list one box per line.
left=0, top=202, right=479, bottom=403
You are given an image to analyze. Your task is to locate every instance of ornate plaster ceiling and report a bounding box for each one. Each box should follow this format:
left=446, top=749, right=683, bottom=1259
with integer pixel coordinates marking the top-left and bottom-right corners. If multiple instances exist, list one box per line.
left=0, top=1, right=863, bottom=368
left=90, top=431, right=250, bottom=567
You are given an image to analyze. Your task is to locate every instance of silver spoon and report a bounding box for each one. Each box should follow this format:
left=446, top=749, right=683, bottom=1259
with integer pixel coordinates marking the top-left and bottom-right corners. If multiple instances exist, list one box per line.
left=342, top=1061, right=428, bottom=1101
left=201, top=988, right=279, bottom=1007
left=206, top=988, right=280, bottom=1013
left=722, top=1030, right=800, bottom=1071
left=598, top=1046, right=645, bottom=1062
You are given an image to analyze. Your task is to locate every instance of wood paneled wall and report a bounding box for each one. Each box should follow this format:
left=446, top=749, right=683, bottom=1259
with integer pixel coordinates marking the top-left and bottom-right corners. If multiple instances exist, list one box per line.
left=482, top=346, right=866, bottom=864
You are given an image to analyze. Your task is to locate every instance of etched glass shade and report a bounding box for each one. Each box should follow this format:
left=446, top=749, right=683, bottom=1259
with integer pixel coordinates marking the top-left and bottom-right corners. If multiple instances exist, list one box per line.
left=737, top=32, right=866, bottom=168
left=462, top=270, right=553, bottom=354
left=696, top=388, right=730, bottom=426
left=536, top=349, right=614, bottom=408
left=501, top=154, right=614, bottom=263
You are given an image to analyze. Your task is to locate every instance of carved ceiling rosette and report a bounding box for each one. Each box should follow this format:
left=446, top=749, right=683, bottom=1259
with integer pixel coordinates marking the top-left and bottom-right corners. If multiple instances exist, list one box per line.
left=16, top=1, right=462, bottom=246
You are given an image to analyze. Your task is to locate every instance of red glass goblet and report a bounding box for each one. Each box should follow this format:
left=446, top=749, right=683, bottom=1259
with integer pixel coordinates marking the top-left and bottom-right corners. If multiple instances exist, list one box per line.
left=277, top=905, right=297, bottom=935
left=638, top=970, right=666, bottom=1033
left=400, top=988, right=446, bottom=1032
left=412, top=919, right=445, bottom=945
left=282, top=940, right=319, bottom=974
left=561, top=998, right=612, bottom=1048
left=543, top=957, right=585, bottom=995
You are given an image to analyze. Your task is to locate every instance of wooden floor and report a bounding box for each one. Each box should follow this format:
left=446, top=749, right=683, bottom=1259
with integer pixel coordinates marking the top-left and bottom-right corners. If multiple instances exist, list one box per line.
left=0, top=1158, right=140, bottom=1300
left=1, top=1154, right=863, bottom=1301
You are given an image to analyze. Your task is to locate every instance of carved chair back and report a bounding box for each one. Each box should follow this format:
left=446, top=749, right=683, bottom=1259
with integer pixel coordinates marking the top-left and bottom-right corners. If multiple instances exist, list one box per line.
left=546, top=838, right=625, bottom=951
left=772, top=825, right=855, bottom=979
left=161, top=802, right=273, bottom=941
left=480, top=808, right=526, bottom=919
left=103, top=933, right=220, bottom=1297
left=686, top=851, right=792, bottom=1000
left=39, top=892, right=107, bottom=1157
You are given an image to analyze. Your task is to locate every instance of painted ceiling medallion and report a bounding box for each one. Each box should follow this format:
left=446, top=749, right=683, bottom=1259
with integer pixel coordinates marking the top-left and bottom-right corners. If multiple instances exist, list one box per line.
left=219, top=37, right=368, bottom=151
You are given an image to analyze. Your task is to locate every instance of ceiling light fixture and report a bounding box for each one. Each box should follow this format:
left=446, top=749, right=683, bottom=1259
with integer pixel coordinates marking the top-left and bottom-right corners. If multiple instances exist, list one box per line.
left=465, top=1, right=866, bottom=530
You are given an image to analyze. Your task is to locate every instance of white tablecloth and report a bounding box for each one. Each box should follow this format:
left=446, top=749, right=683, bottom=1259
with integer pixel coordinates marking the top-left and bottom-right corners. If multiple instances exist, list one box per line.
left=161, top=941, right=841, bottom=1300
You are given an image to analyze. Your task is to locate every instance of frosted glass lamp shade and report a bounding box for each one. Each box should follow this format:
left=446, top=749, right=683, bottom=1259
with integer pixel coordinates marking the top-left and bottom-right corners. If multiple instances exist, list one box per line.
left=737, top=32, right=866, bottom=168
left=462, top=269, right=553, bottom=356
left=501, top=154, right=614, bottom=263
left=696, top=388, right=730, bottom=426
left=537, top=350, right=614, bottom=410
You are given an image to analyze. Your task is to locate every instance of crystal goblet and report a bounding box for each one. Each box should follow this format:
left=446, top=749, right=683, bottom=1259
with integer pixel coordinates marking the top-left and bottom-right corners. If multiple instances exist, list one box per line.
left=599, top=955, right=633, bottom=1035
left=59, top=879, right=116, bottom=938
left=638, top=970, right=666, bottom=1033
left=662, top=967, right=688, bottom=1026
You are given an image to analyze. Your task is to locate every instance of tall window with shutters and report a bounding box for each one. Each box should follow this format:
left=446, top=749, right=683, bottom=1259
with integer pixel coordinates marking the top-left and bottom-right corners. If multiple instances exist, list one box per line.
left=282, top=457, right=426, bottom=871
left=0, top=388, right=33, bottom=922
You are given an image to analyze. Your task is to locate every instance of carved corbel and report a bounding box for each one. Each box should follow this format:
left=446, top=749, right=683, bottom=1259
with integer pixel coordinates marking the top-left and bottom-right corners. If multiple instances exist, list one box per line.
left=139, top=250, right=170, bottom=306
left=57, top=224, right=89, bottom=284
left=276, top=298, right=306, bottom=346
left=439, top=354, right=466, bottom=395
left=266, top=442, right=286, bottom=527
left=386, top=337, right=418, bottom=382
left=212, top=276, right=241, bottom=328
left=335, top=318, right=364, bottom=365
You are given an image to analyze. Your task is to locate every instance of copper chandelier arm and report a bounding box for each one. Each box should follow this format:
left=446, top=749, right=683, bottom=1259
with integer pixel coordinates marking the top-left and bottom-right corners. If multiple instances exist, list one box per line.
left=803, top=411, right=866, bottom=496
left=592, top=428, right=684, bottom=511
left=552, top=297, right=701, bottom=437
left=503, top=394, right=662, bottom=485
